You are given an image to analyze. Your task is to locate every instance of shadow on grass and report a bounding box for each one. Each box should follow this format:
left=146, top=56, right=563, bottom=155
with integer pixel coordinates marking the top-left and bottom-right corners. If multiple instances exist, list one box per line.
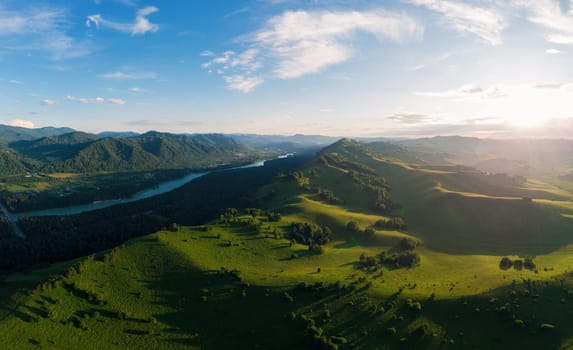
left=138, top=244, right=312, bottom=350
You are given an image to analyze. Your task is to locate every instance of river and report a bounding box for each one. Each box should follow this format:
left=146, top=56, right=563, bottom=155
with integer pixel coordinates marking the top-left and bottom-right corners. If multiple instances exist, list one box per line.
left=14, top=157, right=278, bottom=219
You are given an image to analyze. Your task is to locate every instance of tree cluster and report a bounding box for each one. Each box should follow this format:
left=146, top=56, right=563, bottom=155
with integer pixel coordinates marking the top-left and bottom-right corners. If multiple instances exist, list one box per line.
left=357, top=238, right=421, bottom=270
left=499, top=257, right=536, bottom=271
left=289, top=222, right=332, bottom=247
left=375, top=217, right=407, bottom=230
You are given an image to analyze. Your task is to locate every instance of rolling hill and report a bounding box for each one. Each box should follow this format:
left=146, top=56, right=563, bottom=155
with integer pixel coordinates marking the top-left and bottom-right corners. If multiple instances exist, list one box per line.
left=1, top=138, right=573, bottom=349
left=394, top=136, right=573, bottom=177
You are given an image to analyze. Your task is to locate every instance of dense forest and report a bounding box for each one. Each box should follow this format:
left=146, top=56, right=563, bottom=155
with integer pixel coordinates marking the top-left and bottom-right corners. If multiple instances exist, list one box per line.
left=0, top=156, right=309, bottom=272
left=1, top=131, right=261, bottom=176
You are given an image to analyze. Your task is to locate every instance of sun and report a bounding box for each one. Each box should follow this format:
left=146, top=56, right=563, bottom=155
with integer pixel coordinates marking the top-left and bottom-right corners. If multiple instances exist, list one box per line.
left=492, top=85, right=571, bottom=128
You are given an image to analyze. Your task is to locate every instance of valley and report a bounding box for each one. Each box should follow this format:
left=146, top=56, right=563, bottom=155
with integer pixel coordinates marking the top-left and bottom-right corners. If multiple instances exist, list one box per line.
left=4, top=1, right=573, bottom=348
left=1, top=134, right=572, bottom=349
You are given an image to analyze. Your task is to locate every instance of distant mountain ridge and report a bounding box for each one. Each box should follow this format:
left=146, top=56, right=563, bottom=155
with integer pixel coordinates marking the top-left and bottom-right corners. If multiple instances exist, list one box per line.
left=394, top=136, right=573, bottom=176
left=0, top=124, right=75, bottom=143
left=3, top=131, right=256, bottom=175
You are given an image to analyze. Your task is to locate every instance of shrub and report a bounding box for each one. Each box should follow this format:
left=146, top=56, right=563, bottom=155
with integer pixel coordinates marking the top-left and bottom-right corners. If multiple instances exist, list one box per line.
left=397, top=238, right=418, bottom=251
left=513, top=259, right=523, bottom=270
left=499, top=257, right=513, bottom=270
left=346, top=221, right=361, bottom=233
left=524, top=258, right=536, bottom=270
left=375, top=217, right=407, bottom=230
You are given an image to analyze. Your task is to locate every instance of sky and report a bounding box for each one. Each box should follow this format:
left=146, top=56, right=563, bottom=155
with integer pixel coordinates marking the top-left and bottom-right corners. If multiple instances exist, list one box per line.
left=1, top=0, right=573, bottom=138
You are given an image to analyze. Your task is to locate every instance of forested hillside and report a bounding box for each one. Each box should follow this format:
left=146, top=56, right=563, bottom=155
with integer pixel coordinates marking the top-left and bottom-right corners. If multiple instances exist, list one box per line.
left=3, top=132, right=258, bottom=175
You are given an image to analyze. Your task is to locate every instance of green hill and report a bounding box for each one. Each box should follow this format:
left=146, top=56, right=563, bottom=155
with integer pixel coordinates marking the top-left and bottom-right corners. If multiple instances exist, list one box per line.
left=1, top=139, right=573, bottom=349
left=6, top=132, right=256, bottom=174
left=0, top=124, right=75, bottom=143
left=0, top=149, right=28, bottom=176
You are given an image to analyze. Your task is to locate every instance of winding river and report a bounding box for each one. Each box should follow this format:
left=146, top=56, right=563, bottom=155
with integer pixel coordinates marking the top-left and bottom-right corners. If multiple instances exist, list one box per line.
left=14, top=158, right=278, bottom=219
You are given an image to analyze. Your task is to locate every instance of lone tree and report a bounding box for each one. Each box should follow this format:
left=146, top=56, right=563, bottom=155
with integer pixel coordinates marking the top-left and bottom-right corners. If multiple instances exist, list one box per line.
left=524, top=258, right=536, bottom=271
left=499, top=257, right=513, bottom=270
left=346, top=221, right=361, bottom=233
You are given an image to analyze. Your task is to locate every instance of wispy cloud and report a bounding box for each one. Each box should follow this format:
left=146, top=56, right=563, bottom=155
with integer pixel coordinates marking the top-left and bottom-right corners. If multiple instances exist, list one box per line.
left=99, top=71, right=158, bottom=80
left=202, top=9, right=423, bottom=92
left=254, top=10, right=423, bottom=79
left=65, top=95, right=126, bottom=105
left=86, top=6, right=159, bottom=35
left=514, top=0, right=573, bottom=45
left=386, top=112, right=433, bottom=124
left=0, top=6, right=89, bottom=59
left=406, top=0, right=506, bottom=45
left=416, top=84, right=507, bottom=99
left=223, top=75, right=264, bottom=93
left=546, top=48, right=566, bottom=54
left=107, top=98, right=126, bottom=105
left=41, top=99, right=56, bottom=105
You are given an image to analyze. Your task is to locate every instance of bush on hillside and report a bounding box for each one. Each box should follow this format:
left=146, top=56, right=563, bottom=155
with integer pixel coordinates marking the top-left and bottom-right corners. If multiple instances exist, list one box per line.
left=499, top=257, right=513, bottom=270
left=290, top=222, right=331, bottom=246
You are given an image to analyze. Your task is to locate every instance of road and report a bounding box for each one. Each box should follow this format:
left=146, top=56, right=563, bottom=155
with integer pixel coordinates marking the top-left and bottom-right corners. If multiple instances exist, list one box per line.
left=0, top=202, right=26, bottom=239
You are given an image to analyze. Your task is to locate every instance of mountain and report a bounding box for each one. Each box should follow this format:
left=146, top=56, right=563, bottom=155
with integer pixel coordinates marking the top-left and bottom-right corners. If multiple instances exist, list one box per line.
left=10, top=132, right=101, bottom=162
left=98, top=131, right=140, bottom=138
left=0, top=124, right=75, bottom=143
left=231, top=133, right=339, bottom=152
left=394, top=136, right=573, bottom=176
left=8, top=131, right=255, bottom=173
left=0, top=149, right=28, bottom=176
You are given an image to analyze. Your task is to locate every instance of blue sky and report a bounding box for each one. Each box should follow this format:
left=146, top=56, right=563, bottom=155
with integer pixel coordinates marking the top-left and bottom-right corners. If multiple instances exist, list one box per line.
left=1, top=0, right=573, bottom=137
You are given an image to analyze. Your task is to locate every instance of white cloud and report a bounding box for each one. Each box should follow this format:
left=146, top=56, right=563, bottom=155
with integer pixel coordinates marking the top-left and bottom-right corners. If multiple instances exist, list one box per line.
left=99, top=71, right=158, bottom=80
left=255, top=10, right=423, bottom=79
left=223, top=75, right=264, bottom=93
left=107, top=98, right=126, bottom=105
left=513, top=0, right=573, bottom=45
left=41, top=99, right=56, bottom=105
left=8, top=79, right=23, bottom=84
left=7, top=119, right=35, bottom=128
left=86, top=6, right=159, bottom=35
left=546, top=48, right=566, bottom=54
left=416, top=83, right=507, bottom=99
left=200, top=50, right=215, bottom=57
left=65, top=95, right=126, bottom=105
left=406, top=0, right=506, bottom=45
left=129, top=87, right=143, bottom=92
left=202, top=9, right=422, bottom=92
left=386, top=112, right=433, bottom=124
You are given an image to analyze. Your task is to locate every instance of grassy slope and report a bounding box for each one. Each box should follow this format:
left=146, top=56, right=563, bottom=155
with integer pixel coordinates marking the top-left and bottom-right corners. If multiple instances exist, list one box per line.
left=318, top=142, right=573, bottom=255
left=1, top=140, right=573, bottom=349
left=0, top=232, right=309, bottom=350
left=3, top=216, right=573, bottom=349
